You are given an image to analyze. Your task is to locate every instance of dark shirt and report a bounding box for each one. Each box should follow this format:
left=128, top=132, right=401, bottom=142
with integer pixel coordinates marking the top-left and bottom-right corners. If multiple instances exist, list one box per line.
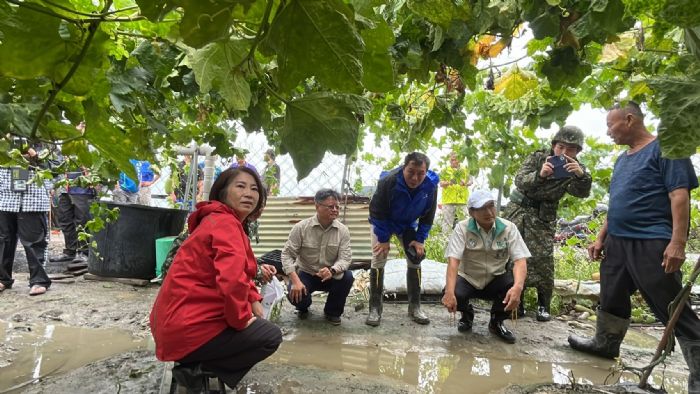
left=608, top=139, right=698, bottom=239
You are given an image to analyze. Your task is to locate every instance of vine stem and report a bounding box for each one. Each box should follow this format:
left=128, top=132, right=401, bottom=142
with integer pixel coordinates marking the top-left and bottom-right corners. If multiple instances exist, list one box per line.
left=235, top=0, right=275, bottom=70
left=40, top=0, right=138, bottom=18
left=30, top=0, right=115, bottom=140
left=478, top=55, right=528, bottom=71
left=6, top=0, right=78, bottom=23
left=240, top=0, right=289, bottom=105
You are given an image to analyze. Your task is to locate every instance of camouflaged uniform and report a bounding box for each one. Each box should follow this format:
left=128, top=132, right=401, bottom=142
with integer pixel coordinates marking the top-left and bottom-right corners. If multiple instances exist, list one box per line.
left=501, top=149, right=592, bottom=302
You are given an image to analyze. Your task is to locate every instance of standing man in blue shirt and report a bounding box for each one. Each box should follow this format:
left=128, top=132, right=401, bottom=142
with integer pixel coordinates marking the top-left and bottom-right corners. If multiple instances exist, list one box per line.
left=366, top=152, right=439, bottom=327
left=568, top=102, right=700, bottom=393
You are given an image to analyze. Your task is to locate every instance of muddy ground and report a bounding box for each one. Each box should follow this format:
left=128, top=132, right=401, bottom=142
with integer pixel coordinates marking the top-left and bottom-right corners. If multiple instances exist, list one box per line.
left=0, top=237, right=691, bottom=394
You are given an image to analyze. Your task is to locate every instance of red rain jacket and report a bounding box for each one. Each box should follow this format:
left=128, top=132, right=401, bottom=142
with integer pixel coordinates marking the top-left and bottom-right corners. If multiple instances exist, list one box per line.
left=150, top=200, right=262, bottom=361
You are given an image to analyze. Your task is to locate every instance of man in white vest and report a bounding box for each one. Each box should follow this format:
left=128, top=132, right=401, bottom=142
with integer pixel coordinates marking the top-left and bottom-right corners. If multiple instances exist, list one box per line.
left=441, top=190, right=530, bottom=343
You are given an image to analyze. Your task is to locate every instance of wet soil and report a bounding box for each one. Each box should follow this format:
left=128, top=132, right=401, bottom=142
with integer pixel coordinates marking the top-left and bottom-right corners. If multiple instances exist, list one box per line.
left=0, top=238, right=690, bottom=393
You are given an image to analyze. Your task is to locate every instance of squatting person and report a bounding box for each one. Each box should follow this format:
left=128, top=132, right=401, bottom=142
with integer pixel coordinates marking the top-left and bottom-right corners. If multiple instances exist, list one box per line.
left=282, top=188, right=354, bottom=325
left=442, top=190, right=530, bottom=344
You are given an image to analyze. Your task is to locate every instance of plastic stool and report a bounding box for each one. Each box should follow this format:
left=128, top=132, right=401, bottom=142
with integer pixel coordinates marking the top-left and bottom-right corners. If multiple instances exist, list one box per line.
left=169, top=363, right=227, bottom=394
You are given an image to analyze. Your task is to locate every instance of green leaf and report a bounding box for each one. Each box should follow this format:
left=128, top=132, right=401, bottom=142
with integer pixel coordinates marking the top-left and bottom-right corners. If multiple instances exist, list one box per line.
left=62, top=139, right=93, bottom=167
left=407, top=0, right=455, bottom=27
left=132, top=40, right=182, bottom=82
left=220, top=70, right=251, bottom=111
left=659, top=0, right=700, bottom=28
left=41, top=120, right=83, bottom=140
left=569, top=0, right=631, bottom=43
left=267, top=0, right=364, bottom=93
left=648, top=74, right=700, bottom=158
left=0, top=6, right=80, bottom=79
left=135, top=0, right=178, bottom=21
left=685, top=27, right=700, bottom=61
left=83, top=100, right=141, bottom=180
left=57, top=29, right=112, bottom=96
left=189, top=40, right=251, bottom=110
left=494, top=68, right=538, bottom=100
left=281, top=92, right=371, bottom=180
left=0, top=102, right=38, bottom=137
left=178, top=0, right=239, bottom=48
left=361, top=21, right=395, bottom=92
left=529, top=11, right=559, bottom=40
left=538, top=47, right=592, bottom=91
left=107, top=65, right=151, bottom=113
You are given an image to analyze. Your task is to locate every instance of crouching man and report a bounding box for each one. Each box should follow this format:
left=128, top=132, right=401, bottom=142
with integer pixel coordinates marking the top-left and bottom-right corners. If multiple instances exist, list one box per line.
left=441, top=190, right=530, bottom=344
left=282, top=189, right=354, bottom=325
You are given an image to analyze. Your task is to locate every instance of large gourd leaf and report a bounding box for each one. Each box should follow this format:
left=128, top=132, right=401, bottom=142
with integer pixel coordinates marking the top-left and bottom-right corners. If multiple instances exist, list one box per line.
left=267, top=0, right=364, bottom=93
left=281, top=92, right=371, bottom=180
left=538, top=47, right=592, bottom=91
left=179, top=0, right=236, bottom=48
left=494, top=68, right=538, bottom=100
left=361, top=20, right=395, bottom=93
left=135, top=0, right=177, bottom=21
left=648, top=74, right=700, bottom=159
left=189, top=40, right=251, bottom=111
left=0, top=5, right=80, bottom=79
left=406, top=0, right=456, bottom=27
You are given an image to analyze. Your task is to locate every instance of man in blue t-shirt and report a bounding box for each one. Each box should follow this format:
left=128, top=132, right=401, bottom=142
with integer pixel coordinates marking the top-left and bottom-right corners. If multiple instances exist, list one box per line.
left=568, top=102, right=700, bottom=392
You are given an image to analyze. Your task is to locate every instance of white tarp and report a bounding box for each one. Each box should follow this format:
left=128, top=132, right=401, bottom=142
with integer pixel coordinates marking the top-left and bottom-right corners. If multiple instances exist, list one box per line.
left=383, top=259, right=447, bottom=295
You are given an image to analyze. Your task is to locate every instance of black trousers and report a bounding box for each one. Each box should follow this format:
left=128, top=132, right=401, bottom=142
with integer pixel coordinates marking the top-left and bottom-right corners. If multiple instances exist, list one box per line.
left=287, top=270, right=354, bottom=317
left=56, top=193, right=93, bottom=255
left=0, top=211, right=51, bottom=289
left=178, top=318, right=282, bottom=389
left=453, top=273, right=513, bottom=322
left=601, top=235, right=700, bottom=340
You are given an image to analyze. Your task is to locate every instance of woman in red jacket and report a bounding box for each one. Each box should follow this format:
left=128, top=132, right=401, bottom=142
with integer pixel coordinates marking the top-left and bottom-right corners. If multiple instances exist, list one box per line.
left=150, top=166, right=282, bottom=391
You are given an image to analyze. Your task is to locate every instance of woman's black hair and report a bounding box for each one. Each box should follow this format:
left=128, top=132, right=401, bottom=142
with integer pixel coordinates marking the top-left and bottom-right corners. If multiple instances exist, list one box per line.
left=209, top=167, right=267, bottom=233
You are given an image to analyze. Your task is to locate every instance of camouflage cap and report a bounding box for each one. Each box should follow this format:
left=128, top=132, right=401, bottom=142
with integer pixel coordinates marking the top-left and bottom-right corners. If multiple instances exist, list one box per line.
left=552, top=125, right=584, bottom=150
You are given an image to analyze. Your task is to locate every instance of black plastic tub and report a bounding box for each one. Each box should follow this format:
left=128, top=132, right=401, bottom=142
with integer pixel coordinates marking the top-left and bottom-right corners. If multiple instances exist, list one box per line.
left=88, top=202, right=187, bottom=280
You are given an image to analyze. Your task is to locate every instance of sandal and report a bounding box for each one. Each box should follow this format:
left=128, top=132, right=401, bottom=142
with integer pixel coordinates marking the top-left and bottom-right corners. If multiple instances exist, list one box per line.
left=29, top=285, right=47, bottom=296
left=0, top=283, right=5, bottom=292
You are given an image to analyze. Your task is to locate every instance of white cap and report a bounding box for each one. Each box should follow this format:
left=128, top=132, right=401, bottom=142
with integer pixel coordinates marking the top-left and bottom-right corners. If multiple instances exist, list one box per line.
left=468, top=189, right=495, bottom=209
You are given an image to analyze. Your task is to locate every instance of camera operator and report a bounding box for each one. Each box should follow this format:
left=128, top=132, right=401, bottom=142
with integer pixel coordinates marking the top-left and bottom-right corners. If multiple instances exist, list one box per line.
left=501, top=126, right=592, bottom=321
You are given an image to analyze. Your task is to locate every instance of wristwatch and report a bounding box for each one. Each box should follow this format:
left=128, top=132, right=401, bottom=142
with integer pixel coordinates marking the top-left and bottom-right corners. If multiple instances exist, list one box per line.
left=329, top=267, right=337, bottom=275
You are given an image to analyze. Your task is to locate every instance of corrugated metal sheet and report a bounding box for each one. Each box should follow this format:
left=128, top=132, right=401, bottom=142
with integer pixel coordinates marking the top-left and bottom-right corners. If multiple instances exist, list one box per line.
left=252, top=196, right=390, bottom=263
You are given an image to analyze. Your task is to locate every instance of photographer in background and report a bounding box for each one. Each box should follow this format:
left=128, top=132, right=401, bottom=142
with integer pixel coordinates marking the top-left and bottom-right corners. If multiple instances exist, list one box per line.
left=501, top=126, right=592, bottom=322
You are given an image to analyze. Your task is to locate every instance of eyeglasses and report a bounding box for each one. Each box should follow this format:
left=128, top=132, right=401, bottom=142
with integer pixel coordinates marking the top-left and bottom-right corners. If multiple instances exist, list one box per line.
left=318, top=203, right=341, bottom=211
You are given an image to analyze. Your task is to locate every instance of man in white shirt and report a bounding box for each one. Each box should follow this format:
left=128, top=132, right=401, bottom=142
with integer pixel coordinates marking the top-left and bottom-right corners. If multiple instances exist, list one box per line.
left=442, top=190, right=530, bottom=343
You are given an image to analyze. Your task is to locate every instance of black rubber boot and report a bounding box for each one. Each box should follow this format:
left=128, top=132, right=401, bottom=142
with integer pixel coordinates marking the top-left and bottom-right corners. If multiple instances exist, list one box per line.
left=568, top=309, right=630, bottom=359
left=458, top=304, right=475, bottom=332
left=678, top=337, right=700, bottom=394
left=171, top=363, right=204, bottom=394
left=365, top=268, right=384, bottom=327
left=536, top=287, right=552, bottom=322
left=406, top=267, right=430, bottom=325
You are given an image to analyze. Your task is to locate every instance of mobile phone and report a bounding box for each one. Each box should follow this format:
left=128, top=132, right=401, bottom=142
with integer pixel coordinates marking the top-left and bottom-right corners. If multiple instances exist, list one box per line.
left=547, top=156, right=573, bottom=179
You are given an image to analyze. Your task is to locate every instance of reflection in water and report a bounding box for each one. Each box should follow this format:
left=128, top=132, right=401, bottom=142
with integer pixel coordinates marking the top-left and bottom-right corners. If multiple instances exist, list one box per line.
left=0, top=321, right=145, bottom=392
left=274, top=329, right=688, bottom=393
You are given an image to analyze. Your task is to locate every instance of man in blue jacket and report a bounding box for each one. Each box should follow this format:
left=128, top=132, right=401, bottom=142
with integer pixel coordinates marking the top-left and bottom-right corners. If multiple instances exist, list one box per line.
left=366, top=152, right=439, bottom=326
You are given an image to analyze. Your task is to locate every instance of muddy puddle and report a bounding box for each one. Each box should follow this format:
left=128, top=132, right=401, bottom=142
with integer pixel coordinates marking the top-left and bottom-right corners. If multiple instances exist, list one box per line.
left=0, top=321, right=147, bottom=393
left=267, top=328, right=688, bottom=393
